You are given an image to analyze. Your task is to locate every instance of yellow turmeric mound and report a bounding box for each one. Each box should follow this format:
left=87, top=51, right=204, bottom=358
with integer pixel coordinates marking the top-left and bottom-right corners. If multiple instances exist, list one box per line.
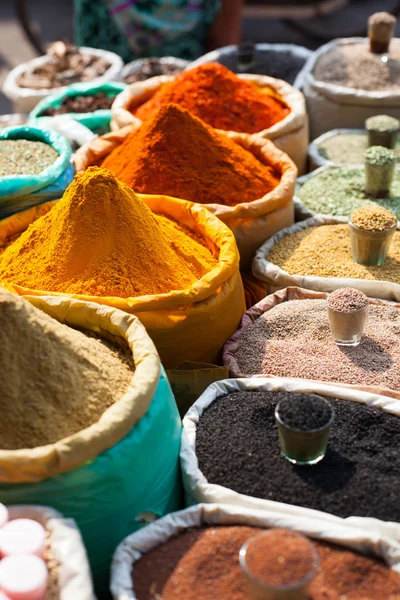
left=0, top=167, right=217, bottom=298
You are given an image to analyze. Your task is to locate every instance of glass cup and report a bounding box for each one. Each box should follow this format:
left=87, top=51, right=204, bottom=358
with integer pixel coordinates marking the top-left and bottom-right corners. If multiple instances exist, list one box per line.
left=327, top=300, right=368, bottom=346
left=275, top=398, right=334, bottom=465
left=239, top=530, right=320, bottom=600
left=349, top=220, right=396, bottom=266
left=364, top=159, right=395, bottom=198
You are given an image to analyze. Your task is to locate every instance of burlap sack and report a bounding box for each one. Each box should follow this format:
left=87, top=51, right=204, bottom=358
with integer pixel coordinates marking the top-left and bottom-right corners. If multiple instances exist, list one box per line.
left=109, top=73, right=308, bottom=174
left=74, top=130, right=297, bottom=269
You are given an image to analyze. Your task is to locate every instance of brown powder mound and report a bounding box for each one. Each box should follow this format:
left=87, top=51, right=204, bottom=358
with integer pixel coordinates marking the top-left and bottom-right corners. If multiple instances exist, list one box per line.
left=102, top=104, right=280, bottom=206
left=132, top=526, right=400, bottom=600
left=0, top=167, right=217, bottom=298
left=0, top=289, right=134, bottom=449
left=133, top=63, right=289, bottom=133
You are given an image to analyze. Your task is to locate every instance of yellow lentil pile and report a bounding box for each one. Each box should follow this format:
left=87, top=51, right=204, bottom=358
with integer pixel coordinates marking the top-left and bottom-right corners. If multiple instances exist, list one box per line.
left=269, top=224, right=400, bottom=282
left=351, top=206, right=397, bottom=231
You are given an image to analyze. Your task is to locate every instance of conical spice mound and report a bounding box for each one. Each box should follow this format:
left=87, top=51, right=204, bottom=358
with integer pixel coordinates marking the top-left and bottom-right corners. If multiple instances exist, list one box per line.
left=0, top=167, right=217, bottom=298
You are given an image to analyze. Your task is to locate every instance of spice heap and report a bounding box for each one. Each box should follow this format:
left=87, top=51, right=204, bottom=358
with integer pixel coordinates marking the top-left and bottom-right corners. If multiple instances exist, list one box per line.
left=351, top=205, right=397, bottom=231
left=196, top=390, right=400, bottom=521
left=0, top=140, right=58, bottom=177
left=122, top=57, right=187, bottom=84
left=102, top=104, right=280, bottom=206
left=132, top=525, right=400, bottom=599
left=40, top=92, right=117, bottom=116
left=327, top=287, right=369, bottom=311
left=0, top=288, right=134, bottom=449
left=235, top=298, right=400, bottom=389
left=317, top=133, right=400, bottom=164
left=366, top=114, right=400, bottom=133
left=133, top=63, right=290, bottom=133
left=17, top=42, right=111, bottom=90
left=244, top=529, right=316, bottom=587
left=268, top=223, right=400, bottom=281
left=313, top=40, right=400, bottom=91
left=277, top=394, right=333, bottom=430
left=365, top=145, right=396, bottom=166
left=0, top=167, right=217, bottom=297
left=297, top=166, right=400, bottom=217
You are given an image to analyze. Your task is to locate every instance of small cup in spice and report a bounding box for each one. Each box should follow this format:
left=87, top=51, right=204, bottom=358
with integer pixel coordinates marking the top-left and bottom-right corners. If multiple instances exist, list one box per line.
left=239, top=528, right=319, bottom=600
left=368, top=12, right=397, bottom=55
left=275, top=394, right=334, bottom=466
left=366, top=115, right=400, bottom=149
left=327, top=287, right=369, bottom=346
left=364, top=145, right=396, bottom=198
left=349, top=205, right=397, bottom=266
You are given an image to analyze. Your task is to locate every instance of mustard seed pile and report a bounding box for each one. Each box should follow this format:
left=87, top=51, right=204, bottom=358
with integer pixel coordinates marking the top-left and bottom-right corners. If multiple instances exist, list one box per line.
left=327, top=288, right=368, bottom=312
left=235, top=298, right=400, bottom=390
left=268, top=223, right=400, bottom=282
left=0, top=289, right=134, bottom=449
left=351, top=205, right=397, bottom=231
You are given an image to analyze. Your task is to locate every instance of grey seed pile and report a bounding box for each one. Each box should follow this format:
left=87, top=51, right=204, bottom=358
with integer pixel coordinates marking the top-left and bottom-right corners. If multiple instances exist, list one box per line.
left=235, top=299, right=400, bottom=390
left=277, top=394, right=333, bottom=430
left=366, top=115, right=400, bottom=133
left=314, top=42, right=400, bottom=91
left=0, top=140, right=58, bottom=177
left=317, top=133, right=400, bottom=165
left=327, top=288, right=368, bottom=312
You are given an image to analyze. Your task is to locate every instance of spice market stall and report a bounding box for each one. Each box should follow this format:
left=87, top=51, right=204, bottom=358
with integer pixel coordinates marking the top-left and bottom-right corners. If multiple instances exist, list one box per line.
left=111, top=503, right=400, bottom=600
left=110, top=63, right=308, bottom=174
left=74, top=104, right=297, bottom=269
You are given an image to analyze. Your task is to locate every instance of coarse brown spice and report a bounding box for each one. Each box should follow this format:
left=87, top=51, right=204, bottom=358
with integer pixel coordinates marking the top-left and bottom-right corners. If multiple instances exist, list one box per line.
left=314, top=41, right=400, bottom=91
left=351, top=205, right=397, bottom=231
left=268, top=223, right=400, bottom=282
left=235, top=299, right=400, bottom=390
left=132, top=525, right=400, bottom=600
left=245, top=529, right=316, bottom=586
left=327, top=287, right=369, bottom=312
left=0, top=140, right=58, bottom=176
left=0, top=288, right=134, bottom=449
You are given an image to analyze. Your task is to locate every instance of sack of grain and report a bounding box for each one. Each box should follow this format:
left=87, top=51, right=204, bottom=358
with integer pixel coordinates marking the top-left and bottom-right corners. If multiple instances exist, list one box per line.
left=8, top=505, right=94, bottom=600
left=252, top=215, right=400, bottom=301
left=2, top=47, right=123, bottom=114
left=188, top=43, right=312, bottom=89
left=74, top=126, right=297, bottom=269
left=0, top=126, right=73, bottom=219
left=223, top=285, right=400, bottom=399
left=303, top=37, right=400, bottom=140
left=111, top=502, right=400, bottom=600
left=29, top=81, right=127, bottom=137
left=0, top=294, right=182, bottom=599
left=110, top=73, right=308, bottom=174
left=180, top=377, right=400, bottom=536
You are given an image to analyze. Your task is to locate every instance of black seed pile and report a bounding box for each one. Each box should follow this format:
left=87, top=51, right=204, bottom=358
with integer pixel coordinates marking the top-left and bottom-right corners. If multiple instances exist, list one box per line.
left=195, top=391, right=400, bottom=521
left=277, top=394, right=333, bottom=430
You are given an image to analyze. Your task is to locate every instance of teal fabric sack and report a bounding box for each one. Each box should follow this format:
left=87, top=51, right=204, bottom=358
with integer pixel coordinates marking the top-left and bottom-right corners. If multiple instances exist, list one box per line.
left=0, top=126, right=73, bottom=218
left=0, top=367, right=182, bottom=600
left=30, top=81, right=126, bottom=135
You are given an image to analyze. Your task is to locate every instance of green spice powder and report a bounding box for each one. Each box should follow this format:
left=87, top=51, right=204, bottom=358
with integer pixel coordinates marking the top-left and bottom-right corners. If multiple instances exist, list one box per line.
left=317, top=134, right=400, bottom=165
left=298, top=166, right=400, bottom=217
left=0, top=139, right=59, bottom=177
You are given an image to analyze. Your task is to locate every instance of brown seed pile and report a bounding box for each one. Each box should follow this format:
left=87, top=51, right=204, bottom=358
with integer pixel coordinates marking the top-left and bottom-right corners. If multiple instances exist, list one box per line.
left=314, top=41, right=400, bottom=91
left=327, top=288, right=369, bottom=312
left=351, top=205, right=397, bottom=231
left=268, top=223, right=400, bottom=282
left=235, top=299, right=400, bottom=389
left=40, top=92, right=116, bottom=116
left=132, top=525, right=400, bottom=600
left=0, top=288, right=134, bottom=449
left=245, top=529, right=315, bottom=586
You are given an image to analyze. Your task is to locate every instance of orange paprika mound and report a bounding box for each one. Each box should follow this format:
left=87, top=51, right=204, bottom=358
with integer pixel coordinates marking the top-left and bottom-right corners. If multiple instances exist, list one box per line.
left=0, top=167, right=217, bottom=298
left=102, top=103, right=280, bottom=206
left=134, top=63, right=290, bottom=133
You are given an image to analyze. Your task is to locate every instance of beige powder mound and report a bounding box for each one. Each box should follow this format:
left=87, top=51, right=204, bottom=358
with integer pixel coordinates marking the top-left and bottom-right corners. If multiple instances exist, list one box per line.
left=0, top=289, right=134, bottom=450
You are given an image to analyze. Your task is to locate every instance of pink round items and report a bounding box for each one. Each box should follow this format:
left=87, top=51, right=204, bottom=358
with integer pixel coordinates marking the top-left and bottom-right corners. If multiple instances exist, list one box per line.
left=0, top=555, right=48, bottom=600
left=0, top=521, right=45, bottom=559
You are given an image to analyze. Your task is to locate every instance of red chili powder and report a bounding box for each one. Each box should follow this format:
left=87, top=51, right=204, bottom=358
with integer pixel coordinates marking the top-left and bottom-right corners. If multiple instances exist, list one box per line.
left=132, top=526, right=400, bottom=600
left=133, top=63, right=290, bottom=134
left=244, top=529, right=316, bottom=587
